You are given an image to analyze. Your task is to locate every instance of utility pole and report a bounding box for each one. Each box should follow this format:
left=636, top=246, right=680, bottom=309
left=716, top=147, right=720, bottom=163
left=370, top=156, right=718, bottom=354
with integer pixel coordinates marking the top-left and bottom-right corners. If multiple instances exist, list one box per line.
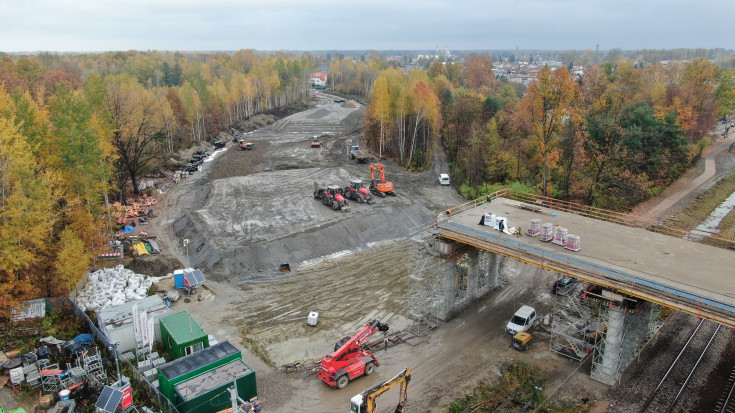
left=110, top=342, right=121, bottom=385
left=183, top=239, right=190, bottom=265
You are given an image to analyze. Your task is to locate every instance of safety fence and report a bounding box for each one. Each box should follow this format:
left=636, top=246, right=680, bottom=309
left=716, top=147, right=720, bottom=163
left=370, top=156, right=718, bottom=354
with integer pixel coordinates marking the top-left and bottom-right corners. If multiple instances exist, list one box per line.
left=67, top=298, right=179, bottom=413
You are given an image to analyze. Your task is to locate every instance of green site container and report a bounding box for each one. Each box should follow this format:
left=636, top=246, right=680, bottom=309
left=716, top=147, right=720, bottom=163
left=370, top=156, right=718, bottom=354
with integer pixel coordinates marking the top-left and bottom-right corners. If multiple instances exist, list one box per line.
left=159, top=311, right=209, bottom=360
left=157, top=341, right=241, bottom=403
left=173, top=359, right=257, bottom=413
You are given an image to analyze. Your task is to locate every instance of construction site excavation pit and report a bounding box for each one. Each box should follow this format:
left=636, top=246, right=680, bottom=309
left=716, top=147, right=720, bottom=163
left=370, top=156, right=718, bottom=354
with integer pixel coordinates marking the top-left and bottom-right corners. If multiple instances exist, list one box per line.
left=152, top=92, right=618, bottom=411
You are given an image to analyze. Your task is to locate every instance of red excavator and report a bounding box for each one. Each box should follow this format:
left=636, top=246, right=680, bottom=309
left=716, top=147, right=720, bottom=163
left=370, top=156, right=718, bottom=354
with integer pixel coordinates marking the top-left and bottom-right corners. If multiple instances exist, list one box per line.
left=343, top=180, right=374, bottom=204
left=317, top=319, right=389, bottom=389
left=368, top=164, right=395, bottom=198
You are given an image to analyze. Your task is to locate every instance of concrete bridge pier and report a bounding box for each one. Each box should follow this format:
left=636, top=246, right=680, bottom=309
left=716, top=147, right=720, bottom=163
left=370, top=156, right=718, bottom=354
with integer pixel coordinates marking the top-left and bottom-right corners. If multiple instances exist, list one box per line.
left=590, top=306, right=625, bottom=385
left=467, top=250, right=479, bottom=300
left=487, top=250, right=500, bottom=288
left=590, top=299, right=661, bottom=385
left=441, top=260, right=458, bottom=320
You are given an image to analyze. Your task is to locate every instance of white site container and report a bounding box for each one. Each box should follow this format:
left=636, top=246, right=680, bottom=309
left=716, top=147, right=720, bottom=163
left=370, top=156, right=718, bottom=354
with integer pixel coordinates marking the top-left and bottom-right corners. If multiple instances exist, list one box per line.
left=307, top=311, right=319, bottom=326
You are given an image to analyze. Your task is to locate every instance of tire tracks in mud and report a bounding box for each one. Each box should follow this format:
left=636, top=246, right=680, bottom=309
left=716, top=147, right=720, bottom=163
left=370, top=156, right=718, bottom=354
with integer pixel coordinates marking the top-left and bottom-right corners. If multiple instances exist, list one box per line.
left=230, top=239, right=415, bottom=364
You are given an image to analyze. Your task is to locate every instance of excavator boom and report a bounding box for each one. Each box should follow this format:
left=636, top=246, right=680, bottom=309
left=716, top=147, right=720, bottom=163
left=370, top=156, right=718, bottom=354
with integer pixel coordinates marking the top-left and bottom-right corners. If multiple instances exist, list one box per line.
left=318, top=320, right=389, bottom=388
left=368, top=164, right=395, bottom=197
left=350, top=368, right=411, bottom=413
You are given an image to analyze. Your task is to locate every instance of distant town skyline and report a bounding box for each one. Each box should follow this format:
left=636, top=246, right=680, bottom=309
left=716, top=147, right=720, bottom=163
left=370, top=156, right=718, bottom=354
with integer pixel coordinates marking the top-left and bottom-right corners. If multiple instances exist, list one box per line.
left=1, top=0, right=730, bottom=53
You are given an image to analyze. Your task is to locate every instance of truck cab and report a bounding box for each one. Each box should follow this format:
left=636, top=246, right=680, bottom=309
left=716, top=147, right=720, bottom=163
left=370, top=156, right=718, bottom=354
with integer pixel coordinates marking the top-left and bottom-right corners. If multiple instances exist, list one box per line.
left=506, top=305, right=536, bottom=335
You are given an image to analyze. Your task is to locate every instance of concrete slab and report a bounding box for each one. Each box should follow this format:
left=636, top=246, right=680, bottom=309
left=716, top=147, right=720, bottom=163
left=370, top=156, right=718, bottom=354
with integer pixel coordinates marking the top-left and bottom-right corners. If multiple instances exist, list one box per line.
left=440, top=198, right=735, bottom=325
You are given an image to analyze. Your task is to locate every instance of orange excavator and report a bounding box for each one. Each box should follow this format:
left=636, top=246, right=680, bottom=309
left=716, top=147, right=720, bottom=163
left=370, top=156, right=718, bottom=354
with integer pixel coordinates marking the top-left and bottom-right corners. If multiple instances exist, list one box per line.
left=368, top=164, right=395, bottom=198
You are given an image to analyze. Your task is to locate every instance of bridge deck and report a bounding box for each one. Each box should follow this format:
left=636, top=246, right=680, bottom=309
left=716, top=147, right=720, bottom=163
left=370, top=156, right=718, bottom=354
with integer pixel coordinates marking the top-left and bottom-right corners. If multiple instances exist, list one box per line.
left=438, top=198, right=735, bottom=327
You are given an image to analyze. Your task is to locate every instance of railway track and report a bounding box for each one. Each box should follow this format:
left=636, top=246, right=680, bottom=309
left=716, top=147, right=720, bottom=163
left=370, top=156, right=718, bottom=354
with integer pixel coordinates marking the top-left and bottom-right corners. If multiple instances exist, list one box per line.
left=715, top=366, right=735, bottom=413
left=641, top=319, right=721, bottom=412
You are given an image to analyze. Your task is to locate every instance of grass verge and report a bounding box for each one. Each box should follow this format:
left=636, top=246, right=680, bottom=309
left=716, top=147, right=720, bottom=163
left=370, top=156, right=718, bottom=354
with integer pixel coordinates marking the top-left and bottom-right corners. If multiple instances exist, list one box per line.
left=666, top=174, right=735, bottom=236
left=448, top=361, right=591, bottom=412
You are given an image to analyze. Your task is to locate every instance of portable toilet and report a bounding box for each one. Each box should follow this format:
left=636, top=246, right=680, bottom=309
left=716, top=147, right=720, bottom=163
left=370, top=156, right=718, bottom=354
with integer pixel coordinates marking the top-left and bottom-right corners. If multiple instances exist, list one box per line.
left=174, top=269, right=205, bottom=289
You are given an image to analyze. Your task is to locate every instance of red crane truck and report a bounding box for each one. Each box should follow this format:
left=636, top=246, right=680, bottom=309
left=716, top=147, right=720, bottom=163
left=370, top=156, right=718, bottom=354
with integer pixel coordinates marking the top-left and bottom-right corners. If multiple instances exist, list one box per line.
left=317, top=320, right=389, bottom=389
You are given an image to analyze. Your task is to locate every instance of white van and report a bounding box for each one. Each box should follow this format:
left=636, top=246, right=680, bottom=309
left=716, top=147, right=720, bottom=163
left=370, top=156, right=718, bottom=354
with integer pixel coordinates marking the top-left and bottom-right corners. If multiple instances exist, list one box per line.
left=506, top=305, right=536, bottom=335
left=439, top=174, right=450, bottom=185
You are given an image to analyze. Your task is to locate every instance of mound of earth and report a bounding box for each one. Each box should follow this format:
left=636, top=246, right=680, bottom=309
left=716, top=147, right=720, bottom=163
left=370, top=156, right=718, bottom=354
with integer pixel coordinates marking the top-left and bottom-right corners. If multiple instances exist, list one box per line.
left=126, top=254, right=183, bottom=278
left=161, top=92, right=462, bottom=283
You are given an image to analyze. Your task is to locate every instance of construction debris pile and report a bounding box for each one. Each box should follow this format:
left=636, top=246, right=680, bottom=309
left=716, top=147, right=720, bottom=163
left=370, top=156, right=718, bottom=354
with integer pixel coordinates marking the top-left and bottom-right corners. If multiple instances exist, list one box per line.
left=112, top=195, right=157, bottom=225
left=75, top=265, right=155, bottom=312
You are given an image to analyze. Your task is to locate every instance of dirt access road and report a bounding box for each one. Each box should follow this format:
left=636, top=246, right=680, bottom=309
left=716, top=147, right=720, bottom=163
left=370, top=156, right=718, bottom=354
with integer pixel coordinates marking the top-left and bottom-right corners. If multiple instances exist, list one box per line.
left=147, top=95, right=735, bottom=412
left=152, top=91, right=577, bottom=411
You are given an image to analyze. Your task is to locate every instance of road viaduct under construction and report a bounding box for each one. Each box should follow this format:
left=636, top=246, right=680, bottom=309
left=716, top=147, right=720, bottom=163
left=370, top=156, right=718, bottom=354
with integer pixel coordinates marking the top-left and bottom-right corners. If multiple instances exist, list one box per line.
left=408, top=189, right=735, bottom=385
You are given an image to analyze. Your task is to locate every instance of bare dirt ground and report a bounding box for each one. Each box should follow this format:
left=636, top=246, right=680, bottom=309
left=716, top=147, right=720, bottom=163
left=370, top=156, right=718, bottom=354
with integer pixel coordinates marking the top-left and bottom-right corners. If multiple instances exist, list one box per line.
left=149, top=90, right=560, bottom=411
left=140, top=94, right=735, bottom=412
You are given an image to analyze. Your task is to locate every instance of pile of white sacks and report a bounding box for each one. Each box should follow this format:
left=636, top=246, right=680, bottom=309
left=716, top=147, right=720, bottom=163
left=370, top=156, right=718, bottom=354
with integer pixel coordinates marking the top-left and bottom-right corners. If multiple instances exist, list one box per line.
left=75, top=265, right=154, bottom=312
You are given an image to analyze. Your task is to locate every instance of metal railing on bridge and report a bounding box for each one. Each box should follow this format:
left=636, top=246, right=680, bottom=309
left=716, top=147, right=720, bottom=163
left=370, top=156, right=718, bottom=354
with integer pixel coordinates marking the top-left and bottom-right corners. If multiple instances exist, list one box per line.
left=438, top=188, right=734, bottom=250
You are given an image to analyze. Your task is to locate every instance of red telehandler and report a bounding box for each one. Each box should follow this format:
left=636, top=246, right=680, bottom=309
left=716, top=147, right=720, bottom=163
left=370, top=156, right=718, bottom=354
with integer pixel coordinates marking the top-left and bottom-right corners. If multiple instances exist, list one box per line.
left=317, top=319, right=389, bottom=389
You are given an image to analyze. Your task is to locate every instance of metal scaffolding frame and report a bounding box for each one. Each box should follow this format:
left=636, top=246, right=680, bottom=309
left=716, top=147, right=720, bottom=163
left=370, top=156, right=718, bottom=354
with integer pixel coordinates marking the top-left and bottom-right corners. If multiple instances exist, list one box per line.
left=589, top=295, right=661, bottom=385
left=406, top=227, right=446, bottom=335
left=406, top=225, right=504, bottom=332
left=549, top=285, right=595, bottom=362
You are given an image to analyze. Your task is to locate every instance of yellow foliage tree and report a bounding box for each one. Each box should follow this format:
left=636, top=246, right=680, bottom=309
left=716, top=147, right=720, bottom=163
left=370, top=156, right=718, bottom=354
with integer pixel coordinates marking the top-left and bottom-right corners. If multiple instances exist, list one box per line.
left=0, top=112, right=55, bottom=316
left=369, top=76, right=391, bottom=158
left=519, top=67, right=581, bottom=197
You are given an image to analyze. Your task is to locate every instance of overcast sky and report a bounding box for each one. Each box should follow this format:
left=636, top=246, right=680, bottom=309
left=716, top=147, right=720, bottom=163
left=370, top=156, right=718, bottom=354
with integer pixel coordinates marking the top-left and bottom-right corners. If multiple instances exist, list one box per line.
left=0, top=0, right=729, bottom=52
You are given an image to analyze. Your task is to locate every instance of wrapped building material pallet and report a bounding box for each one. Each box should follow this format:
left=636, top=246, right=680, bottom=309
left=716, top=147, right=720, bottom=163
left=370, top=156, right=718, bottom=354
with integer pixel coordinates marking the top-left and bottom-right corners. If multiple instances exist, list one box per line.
left=565, top=234, right=581, bottom=251
left=552, top=226, right=568, bottom=246
left=527, top=219, right=541, bottom=237
left=540, top=223, right=554, bottom=242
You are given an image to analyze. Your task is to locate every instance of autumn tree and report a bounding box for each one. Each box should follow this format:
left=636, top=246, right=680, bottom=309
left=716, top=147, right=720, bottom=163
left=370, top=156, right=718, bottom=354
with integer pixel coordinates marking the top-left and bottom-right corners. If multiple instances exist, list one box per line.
left=50, top=84, right=112, bottom=209
left=463, top=55, right=494, bottom=91
left=446, top=89, right=484, bottom=179
left=518, top=66, right=581, bottom=197
left=407, top=80, right=440, bottom=167
left=445, top=62, right=462, bottom=87
left=368, top=76, right=391, bottom=159
left=715, top=67, right=735, bottom=117
left=427, top=61, right=446, bottom=79
left=0, top=91, right=55, bottom=315
left=105, top=74, right=164, bottom=197
left=680, top=59, right=718, bottom=138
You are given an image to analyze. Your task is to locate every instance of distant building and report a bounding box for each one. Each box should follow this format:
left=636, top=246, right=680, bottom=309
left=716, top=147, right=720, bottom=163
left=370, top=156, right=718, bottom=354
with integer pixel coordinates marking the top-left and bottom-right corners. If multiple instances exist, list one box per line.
left=310, top=72, right=327, bottom=88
